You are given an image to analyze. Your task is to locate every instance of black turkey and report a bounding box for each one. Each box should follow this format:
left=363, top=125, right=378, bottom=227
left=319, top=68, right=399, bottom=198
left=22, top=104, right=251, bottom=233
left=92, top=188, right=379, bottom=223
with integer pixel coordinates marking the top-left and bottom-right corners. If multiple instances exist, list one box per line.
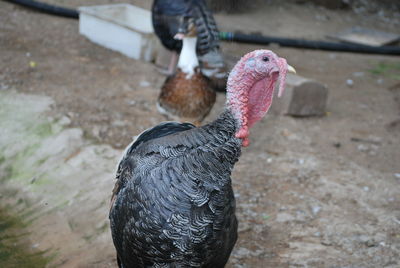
left=109, top=50, right=296, bottom=267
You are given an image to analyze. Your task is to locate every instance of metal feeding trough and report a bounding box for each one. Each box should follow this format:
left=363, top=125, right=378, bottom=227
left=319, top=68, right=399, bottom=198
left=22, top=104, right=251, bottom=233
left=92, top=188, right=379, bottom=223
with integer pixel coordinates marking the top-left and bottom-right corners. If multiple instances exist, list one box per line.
left=78, top=4, right=157, bottom=62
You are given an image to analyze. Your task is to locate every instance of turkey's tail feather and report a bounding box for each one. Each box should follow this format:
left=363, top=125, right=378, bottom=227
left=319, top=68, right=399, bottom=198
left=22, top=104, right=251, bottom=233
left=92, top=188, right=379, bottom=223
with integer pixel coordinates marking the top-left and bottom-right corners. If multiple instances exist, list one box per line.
left=190, top=0, right=219, bottom=54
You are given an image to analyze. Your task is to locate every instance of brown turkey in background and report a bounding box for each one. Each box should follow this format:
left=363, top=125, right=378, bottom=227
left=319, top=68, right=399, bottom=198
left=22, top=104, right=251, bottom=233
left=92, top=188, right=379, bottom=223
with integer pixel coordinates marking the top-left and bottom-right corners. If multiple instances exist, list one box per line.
left=157, top=19, right=216, bottom=124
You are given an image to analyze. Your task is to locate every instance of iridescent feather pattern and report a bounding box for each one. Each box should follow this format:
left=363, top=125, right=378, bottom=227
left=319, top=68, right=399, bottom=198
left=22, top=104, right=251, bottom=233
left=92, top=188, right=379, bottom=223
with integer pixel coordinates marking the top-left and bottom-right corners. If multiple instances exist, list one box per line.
left=109, top=111, right=241, bottom=267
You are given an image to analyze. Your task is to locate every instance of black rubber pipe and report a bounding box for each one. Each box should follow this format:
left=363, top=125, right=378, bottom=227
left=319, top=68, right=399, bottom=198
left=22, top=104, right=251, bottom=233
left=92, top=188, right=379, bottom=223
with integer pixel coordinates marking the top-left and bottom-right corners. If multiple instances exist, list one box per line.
left=4, top=0, right=400, bottom=55
left=4, top=0, right=79, bottom=19
left=220, top=32, right=400, bottom=55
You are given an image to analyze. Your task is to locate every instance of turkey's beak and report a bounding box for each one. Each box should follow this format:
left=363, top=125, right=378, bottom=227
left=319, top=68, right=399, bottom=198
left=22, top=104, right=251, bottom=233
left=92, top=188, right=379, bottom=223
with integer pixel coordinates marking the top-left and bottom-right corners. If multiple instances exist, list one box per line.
left=288, top=65, right=296, bottom=74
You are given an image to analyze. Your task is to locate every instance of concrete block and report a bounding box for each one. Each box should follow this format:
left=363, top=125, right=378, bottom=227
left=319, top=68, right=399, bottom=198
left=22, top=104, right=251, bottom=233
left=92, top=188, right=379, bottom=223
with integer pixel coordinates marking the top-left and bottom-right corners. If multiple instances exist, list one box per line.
left=78, top=4, right=157, bottom=62
left=271, top=74, right=328, bottom=117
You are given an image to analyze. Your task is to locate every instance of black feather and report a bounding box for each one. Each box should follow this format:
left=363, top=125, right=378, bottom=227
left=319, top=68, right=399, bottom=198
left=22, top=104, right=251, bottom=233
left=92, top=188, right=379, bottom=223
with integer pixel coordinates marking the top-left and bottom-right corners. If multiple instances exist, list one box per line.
left=109, top=110, right=241, bottom=267
left=126, top=122, right=196, bottom=155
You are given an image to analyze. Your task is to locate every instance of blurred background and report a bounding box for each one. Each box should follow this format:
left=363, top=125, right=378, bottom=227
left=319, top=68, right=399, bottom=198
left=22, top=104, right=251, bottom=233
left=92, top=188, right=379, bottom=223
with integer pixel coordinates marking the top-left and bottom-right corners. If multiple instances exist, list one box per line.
left=0, top=0, right=399, bottom=267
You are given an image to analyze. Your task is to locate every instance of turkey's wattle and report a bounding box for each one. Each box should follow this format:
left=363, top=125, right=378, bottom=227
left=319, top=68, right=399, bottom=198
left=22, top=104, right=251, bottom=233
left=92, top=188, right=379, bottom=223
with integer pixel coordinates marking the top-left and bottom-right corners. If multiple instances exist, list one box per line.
left=109, top=50, right=296, bottom=267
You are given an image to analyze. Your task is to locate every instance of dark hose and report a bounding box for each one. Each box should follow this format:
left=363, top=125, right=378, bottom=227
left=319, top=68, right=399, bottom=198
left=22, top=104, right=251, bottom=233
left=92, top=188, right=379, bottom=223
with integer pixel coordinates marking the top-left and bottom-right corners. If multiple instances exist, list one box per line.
left=3, top=0, right=400, bottom=55
left=220, top=32, right=400, bottom=55
left=4, top=0, right=79, bottom=19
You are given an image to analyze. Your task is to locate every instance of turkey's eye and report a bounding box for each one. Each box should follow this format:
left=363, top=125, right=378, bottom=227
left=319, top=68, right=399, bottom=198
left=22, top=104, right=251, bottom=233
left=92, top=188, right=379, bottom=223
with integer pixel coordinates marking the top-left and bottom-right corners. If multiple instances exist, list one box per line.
left=262, top=56, right=269, bottom=62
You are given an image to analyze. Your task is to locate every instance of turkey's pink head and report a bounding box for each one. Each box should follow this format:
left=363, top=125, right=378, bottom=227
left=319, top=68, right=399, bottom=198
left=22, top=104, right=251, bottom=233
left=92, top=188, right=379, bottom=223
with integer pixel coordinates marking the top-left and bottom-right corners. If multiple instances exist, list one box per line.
left=226, top=50, right=296, bottom=147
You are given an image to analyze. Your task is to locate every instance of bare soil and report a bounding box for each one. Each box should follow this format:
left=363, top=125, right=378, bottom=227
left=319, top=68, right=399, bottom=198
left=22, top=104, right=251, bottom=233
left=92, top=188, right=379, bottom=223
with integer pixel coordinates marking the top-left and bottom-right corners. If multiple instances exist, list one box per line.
left=1, top=0, right=400, bottom=267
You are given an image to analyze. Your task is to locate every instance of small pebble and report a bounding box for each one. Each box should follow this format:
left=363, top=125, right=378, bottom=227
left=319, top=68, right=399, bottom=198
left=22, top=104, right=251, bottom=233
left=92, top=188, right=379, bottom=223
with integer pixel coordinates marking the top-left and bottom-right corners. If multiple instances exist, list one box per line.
left=352, top=72, right=364, bottom=77
left=333, top=142, right=341, bottom=148
left=357, top=144, right=369, bottom=152
left=139, top=80, right=151, bottom=87
left=366, top=239, right=377, bottom=247
left=127, top=100, right=136, bottom=106
left=312, top=206, right=322, bottom=215
left=234, top=247, right=251, bottom=259
left=67, top=112, right=75, bottom=118
left=112, top=120, right=127, bottom=127
left=58, top=116, right=71, bottom=126
left=315, top=14, right=329, bottom=21
left=321, top=237, right=332, bottom=246
left=346, top=79, right=354, bottom=87
left=363, top=186, right=370, bottom=192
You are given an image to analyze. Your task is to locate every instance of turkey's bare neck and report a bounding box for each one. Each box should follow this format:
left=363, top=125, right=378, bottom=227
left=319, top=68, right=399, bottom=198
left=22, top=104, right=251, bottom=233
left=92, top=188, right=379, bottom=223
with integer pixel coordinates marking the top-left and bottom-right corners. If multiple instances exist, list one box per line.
left=178, top=37, right=198, bottom=78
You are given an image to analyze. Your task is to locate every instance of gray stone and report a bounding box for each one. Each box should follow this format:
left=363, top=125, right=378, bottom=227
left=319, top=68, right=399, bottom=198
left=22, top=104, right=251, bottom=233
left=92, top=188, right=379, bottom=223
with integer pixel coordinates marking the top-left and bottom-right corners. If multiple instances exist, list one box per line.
left=366, top=238, right=377, bottom=247
left=321, top=235, right=332, bottom=246
left=271, top=74, right=329, bottom=117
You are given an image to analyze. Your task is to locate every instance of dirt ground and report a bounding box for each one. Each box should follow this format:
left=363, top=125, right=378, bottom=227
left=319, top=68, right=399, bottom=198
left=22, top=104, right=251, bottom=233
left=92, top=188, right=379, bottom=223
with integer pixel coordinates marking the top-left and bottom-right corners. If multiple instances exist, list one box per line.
left=1, top=0, right=400, bottom=267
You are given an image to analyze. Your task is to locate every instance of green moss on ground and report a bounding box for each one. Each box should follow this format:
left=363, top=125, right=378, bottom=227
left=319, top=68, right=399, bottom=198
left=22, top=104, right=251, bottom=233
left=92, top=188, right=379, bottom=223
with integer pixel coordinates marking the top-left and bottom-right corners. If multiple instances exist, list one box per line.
left=369, top=62, right=400, bottom=80
left=0, top=206, right=51, bottom=268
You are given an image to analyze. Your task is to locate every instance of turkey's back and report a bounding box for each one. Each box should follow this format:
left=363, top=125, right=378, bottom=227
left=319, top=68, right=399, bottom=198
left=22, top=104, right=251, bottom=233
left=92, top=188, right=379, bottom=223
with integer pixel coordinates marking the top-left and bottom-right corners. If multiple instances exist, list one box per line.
left=109, top=115, right=241, bottom=267
left=158, top=69, right=216, bottom=124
